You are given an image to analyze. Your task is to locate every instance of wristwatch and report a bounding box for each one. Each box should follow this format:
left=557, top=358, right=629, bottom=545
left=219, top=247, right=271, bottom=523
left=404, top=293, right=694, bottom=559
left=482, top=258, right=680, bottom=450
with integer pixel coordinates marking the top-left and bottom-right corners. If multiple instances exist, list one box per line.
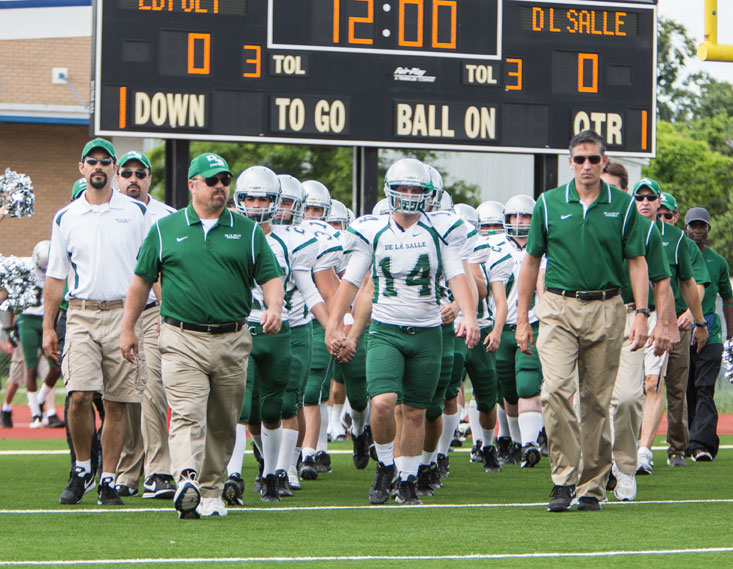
left=695, top=320, right=707, bottom=327
left=635, top=308, right=651, bottom=317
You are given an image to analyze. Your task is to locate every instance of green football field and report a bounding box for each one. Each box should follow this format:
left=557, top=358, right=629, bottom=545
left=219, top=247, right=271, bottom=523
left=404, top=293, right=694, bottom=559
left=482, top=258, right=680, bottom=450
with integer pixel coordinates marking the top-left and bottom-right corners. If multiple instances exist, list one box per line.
left=0, top=436, right=731, bottom=568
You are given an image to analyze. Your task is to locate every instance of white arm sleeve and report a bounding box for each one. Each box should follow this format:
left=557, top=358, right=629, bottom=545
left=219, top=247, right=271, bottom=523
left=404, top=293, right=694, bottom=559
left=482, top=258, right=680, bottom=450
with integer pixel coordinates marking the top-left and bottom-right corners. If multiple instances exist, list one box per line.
left=342, top=248, right=372, bottom=288
left=293, top=269, right=325, bottom=310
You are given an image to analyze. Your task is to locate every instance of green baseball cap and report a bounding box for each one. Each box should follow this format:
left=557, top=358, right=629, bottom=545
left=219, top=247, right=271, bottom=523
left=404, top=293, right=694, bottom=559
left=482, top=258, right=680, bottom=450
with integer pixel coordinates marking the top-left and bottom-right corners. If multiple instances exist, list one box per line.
left=81, top=138, right=116, bottom=161
left=188, top=153, right=233, bottom=179
left=71, top=178, right=87, bottom=200
left=632, top=177, right=661, bottom=196
left=118, top=151, right=152, bottom=171
left=659, top=192, right=678, bottom=211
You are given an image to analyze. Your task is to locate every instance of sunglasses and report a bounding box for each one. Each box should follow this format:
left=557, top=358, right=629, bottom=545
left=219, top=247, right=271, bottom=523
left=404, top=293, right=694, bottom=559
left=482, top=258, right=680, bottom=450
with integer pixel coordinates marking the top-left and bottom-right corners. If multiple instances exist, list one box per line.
left=120, top=169, right=147, bottom=180
left=572, top=155, right=602, bottom=165
left=85, top=157, right=113, bottom=166
left=634, top=194, right=658, bottom=202
left=200, top=175, right=232, bottom=187
left=658, top=212, right=675, bottom=220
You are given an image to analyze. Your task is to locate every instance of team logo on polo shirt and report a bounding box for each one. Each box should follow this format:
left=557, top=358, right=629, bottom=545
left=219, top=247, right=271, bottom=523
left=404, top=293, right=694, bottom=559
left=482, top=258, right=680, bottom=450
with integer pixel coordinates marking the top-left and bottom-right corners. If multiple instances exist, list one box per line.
left=603, top=211, right=620, bottom=218
left=225, top=233, right=242, bottom=240
left=116, top=217, right=132, bottom=224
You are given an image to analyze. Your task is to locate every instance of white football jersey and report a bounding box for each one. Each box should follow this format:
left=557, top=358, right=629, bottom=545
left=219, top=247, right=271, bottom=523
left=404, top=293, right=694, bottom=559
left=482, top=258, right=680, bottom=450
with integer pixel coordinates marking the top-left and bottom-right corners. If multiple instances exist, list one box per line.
left=344, top=212, right=464, bottom=327
left=301, top=219, right=344, bottom=272
left=249, top=224, right=318, bottom=324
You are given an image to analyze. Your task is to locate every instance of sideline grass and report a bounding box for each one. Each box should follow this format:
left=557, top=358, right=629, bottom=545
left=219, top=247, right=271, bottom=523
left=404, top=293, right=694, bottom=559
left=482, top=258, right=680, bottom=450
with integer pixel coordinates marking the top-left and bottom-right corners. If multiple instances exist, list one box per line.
left=1, top=437, right=732, bottom=567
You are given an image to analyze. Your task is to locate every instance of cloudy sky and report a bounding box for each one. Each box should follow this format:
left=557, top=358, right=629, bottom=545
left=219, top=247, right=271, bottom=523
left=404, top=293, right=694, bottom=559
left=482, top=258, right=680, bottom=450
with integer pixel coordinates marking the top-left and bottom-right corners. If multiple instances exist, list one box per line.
left=658, top=0, right=733, bottom=84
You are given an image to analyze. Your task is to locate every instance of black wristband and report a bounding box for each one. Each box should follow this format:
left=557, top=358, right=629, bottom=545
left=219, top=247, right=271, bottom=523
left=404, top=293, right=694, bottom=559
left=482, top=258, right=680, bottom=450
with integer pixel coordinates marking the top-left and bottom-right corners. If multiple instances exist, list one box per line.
left=636, top=308, right=651, bottom=317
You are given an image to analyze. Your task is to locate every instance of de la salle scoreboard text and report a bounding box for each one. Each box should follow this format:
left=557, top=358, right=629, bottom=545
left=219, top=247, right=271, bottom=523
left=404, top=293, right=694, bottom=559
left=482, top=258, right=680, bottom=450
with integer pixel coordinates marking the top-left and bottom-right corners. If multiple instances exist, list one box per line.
left=92, top=0, right=657, bottom=155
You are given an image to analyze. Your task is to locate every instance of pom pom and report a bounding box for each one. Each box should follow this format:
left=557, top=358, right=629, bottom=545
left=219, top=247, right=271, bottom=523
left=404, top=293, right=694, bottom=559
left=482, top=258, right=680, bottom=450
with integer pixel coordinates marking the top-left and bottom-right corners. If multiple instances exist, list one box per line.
left=1, top=168, right=35, bottom=218
left=0, top=256, right=40, bottom=313
left=724, top=338, right=733, bottom=384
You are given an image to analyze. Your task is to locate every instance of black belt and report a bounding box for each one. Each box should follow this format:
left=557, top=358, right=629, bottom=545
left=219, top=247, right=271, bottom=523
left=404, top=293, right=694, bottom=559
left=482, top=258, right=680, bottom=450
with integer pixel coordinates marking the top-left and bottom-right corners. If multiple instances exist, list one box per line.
left=547, top=288, right=621, bottom=301
left=144, top=301, right=158, bottom=311
left=163, top=316, right=245, bottom=335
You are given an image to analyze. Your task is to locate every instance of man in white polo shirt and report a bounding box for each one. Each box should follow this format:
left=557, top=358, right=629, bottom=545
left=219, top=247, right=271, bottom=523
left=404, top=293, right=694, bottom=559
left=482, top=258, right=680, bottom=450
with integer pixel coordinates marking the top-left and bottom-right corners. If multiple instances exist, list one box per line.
left=114, top=151, right=177, bottom=499
left=43, top=138, right=148, bottom=506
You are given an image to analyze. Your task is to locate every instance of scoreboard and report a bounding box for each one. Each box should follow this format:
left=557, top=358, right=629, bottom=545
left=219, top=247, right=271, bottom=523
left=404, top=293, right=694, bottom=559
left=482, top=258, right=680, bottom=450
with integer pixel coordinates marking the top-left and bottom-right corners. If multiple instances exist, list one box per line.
left=92, top=0, right=657, bottom=155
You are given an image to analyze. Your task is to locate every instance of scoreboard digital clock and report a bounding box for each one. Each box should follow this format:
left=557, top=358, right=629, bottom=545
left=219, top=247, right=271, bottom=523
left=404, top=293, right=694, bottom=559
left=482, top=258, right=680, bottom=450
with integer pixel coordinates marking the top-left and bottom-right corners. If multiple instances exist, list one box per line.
left=92, top=0, right=657, bottom=155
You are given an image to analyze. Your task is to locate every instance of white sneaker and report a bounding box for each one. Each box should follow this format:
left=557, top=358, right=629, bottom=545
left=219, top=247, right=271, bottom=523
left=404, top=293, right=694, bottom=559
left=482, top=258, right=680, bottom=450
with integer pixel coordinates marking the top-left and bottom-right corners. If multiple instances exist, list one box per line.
left=197, top=496, right=228, bottom=517
left=614, top=471, right=637, bottom=501
left=636, top=447, right=653, bottom=475
left=29, top=416, right=43, bottom=429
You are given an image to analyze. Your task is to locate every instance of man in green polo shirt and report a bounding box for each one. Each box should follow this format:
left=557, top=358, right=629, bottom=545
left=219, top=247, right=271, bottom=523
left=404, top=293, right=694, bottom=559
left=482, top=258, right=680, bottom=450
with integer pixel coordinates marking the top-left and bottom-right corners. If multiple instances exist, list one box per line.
left=684, top=207, right=733, bottom=462
left=637, top=191, right=708, bottom=472
left=516, top=130, right=650, bottom=513
left=120, top=153, right=283, bottom=520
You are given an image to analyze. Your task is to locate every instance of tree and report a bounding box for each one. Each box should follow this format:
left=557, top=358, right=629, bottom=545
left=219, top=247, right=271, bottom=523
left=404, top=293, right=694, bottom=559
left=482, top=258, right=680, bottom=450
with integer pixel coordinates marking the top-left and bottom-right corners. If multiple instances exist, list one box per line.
left=656, top=17, right=698, bottom=122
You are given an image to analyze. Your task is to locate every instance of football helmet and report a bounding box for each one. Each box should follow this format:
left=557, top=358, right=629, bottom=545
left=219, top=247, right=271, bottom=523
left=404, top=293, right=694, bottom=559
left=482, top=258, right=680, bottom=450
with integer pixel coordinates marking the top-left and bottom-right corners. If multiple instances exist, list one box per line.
left=234, top=166, right=281, bottom=223
left=327, top=199, right=350, bottom=230
left=372, top=198, right=391, bottom=215
left=32, top=240, right=51, bottom=271
left=503, top=195, right=535, bottom=237
left=384, top=158, right=432, bottom=213
left=454, top=203, right=478, bottom=229
left=276, top=174, right=305, bottom=225
left=302, top=180, right=332, bottom=220
left=426, top=165, right=444, bottom=212
left=476, top=200, right=505, bottom=236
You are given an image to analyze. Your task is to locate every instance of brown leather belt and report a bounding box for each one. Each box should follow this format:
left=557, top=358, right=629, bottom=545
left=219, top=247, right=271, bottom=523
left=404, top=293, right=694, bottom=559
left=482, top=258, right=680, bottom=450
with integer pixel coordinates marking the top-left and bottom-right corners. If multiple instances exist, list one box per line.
left=68, top=299, right=124, bottom=311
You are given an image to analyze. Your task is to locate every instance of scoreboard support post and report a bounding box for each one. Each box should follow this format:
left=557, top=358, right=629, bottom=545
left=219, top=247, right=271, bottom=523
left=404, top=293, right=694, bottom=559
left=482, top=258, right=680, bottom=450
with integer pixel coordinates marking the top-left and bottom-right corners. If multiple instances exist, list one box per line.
left=533, top=153, right=558, bottom=199
left=353, top=146, right=379, bottom=216
left=164, top=139, right=191, bottom=210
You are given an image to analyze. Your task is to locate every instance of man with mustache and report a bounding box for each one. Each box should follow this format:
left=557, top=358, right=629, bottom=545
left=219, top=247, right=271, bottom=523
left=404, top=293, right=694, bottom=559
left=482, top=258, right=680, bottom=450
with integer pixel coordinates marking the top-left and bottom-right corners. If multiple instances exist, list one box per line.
left=43, top=138, right=149, bottom=506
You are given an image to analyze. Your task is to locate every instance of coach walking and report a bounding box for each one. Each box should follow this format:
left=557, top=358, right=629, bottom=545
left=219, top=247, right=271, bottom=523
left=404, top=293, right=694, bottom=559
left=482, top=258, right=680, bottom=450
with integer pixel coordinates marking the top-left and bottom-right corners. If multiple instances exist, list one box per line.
left=516, top=130, right=650, bottom=513
left=120, top=153, right=283, bottom=519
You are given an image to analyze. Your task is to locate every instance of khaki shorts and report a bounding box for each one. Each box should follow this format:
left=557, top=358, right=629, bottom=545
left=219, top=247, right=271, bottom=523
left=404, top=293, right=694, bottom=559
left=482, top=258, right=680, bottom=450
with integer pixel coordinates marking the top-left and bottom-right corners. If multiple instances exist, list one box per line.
left=7, top=347, right=50, bottom=386
left=62, top=306, right=147, bottom=403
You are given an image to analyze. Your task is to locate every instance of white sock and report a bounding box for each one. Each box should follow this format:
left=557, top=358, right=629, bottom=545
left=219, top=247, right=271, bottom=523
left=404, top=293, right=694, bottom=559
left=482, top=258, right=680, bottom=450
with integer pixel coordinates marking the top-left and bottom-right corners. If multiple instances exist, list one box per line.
left=101, top=472, right=116, bottom=486
left=457, top=404, right=466, bottom=422
left=507, top=415, right=521, bottom=444
left=420, top=450, right=433, bottom=465
left=293, top=447, right=302, bottom=468
left=317, top=403, right=329, bottom=451
left=375, top=441, right=394, bottom=466
left=38, top=382, right=51, bottom=405
left=330, top=404, right=345, bottom=436
left=518, top=411, right=544, bottom=446
left=2, top=402, right=11, bottom=412
left=468, top=400, right=482, bottom=445
left=437, top=412, right=460, bottom=456
left=395, top=455, right=403, bottom=474
left=496, top=405, right=509, bottom=439
left=261, top=426, right=282, bottom=476
left=27, top=391, right=41, bottom=417
left=75, top=460, right=92, bottom=475
left=227, top=424, right=247, bottom=476
left=44, top=387, right=56, bottom=417
left=302, top=447, right=316, bottom=459
left=251, top=432, right=263, bottom=455
left=341, top=399, right=352, bottom=424
left=400, top=456, right=420, bottom=480
left=350, top=404, right=369, bottom=437
left=481, top=428, right=495, bottom=448
left=277, top=428, right=299, bottom=472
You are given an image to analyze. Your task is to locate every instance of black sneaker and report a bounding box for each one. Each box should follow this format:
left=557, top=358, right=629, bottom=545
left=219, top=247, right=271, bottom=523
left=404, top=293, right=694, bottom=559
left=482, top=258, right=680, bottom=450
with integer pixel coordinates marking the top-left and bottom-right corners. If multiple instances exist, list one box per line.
left=315, top=451, right=332, bottom=473
left=548, top=484, right=576, bottom=512
left=577, top=496, right=602, bottom=511
left=690, top=448, right=713, bottom=462
left=253, top=476, right=263, bottom=494
left=394, top=475, right=423, bottom=505
left=369, top=462, right=396, bottom=505
left=428, top=462, right=443, bottom=490
left=174, top=475, right=201, bottom=519
left=450, top=427, right=464, bottom=448
left=0, top=409, right=12, bottom=428
left=415, top=464, right=434, bottom=497
left=299, top=455, right=318, bottom=480
left=59, top=467, right=95, bottom=504
left=482, top=445, right=502, bottom=473
left=143, top=474, right=176, bottom=500
left=222, top=473, right=244, bottom=506
left=470, top=440, right=484, bottom=463
left=98, top=478, right=124, bottom=505
left=45, top=414, right=65, bottom=428
left=260, top=474, right=281, bottom=503
left=521, top=443, right=541, bottom=468
left=436, top=453, right=450, bottom=478
left=510, top=442, right=522, bottom=465
left=276, top=469, right=293, bottom=497
left=352, top=428, right=371, bottom=470
left=496, top=437, right=513, bottom=464
left=115, top=484, right=138, bottom=497
left=537, top=427, right=549, bottom=457
left=606, top=469, right=617, bottom=492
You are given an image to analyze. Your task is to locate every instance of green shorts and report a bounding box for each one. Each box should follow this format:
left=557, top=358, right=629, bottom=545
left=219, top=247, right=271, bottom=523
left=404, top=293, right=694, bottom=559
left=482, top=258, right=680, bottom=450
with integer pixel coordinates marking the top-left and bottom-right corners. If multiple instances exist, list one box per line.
left=304, top=321, right=334, bottom=406
left=335, top=330, right=370, bottom=412
left=426, top=324, right=456, bottom=421
left=17, top=314, right=55, bottom=369
left=366, top=320, right=442, bottom=410
left=240, top=322, right=291, bottom=426
left=285, top=322, right=312, bottom=417
left=465, top=327, right=498, bottom=413
left=446, top=335, right=468, bottom=400
left=496, top=323, right=543, bottom=404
